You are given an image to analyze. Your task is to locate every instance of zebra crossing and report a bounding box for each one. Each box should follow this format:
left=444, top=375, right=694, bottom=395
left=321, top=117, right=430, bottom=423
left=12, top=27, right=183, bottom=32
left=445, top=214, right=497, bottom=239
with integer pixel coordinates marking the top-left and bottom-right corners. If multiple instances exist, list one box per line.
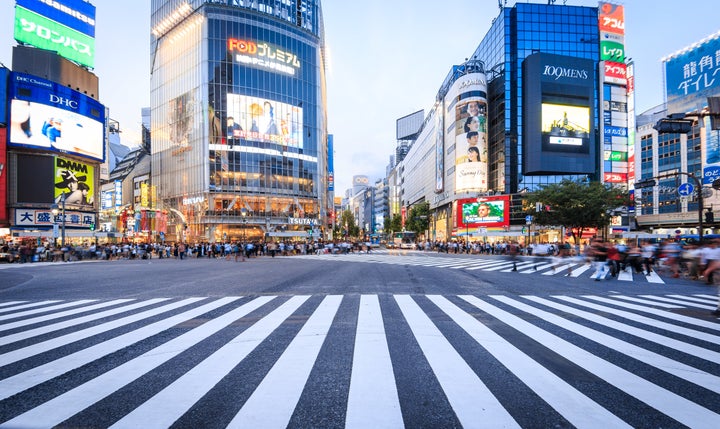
left=299, top=251, right=668, bottom=283
left=0, top=294, right=718, bottom=428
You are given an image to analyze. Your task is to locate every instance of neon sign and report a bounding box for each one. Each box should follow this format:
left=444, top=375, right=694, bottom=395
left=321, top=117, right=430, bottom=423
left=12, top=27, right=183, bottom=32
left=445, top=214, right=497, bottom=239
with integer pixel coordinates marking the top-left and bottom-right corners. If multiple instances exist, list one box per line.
left=228, top=38, right=300, bottom=76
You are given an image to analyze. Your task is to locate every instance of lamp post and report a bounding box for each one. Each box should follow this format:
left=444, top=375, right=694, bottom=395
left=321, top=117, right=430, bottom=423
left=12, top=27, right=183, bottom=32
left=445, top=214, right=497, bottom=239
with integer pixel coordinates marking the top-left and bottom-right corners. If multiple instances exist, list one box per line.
left=240, top=207, right=248, bottom=242
left=50, top=193, right=66, bottom=249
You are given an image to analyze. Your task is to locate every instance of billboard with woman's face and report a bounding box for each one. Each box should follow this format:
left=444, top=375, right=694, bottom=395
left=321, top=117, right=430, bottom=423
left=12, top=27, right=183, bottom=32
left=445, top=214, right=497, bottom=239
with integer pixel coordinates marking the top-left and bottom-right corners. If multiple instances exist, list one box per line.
left=226, top=93, right=303, bottom=148
left=454, top=98, right=488, bottom=192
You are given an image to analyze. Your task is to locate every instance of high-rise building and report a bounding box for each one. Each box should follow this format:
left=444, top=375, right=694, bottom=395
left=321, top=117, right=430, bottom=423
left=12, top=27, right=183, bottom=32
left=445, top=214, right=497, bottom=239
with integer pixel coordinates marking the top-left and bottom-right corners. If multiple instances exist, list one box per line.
left=150, top=0, right=328, bottom=243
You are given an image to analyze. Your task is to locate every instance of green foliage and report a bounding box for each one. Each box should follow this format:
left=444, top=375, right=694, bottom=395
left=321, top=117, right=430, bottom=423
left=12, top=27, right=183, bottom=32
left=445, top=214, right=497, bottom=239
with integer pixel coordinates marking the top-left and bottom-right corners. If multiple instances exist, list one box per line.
left=339, top=210, right=360, bottom=237
left=388, top=214, right=403, bottom=236
left=404, top=202, right=430, bottom=234
left=523, top=179, right=630, bottom=243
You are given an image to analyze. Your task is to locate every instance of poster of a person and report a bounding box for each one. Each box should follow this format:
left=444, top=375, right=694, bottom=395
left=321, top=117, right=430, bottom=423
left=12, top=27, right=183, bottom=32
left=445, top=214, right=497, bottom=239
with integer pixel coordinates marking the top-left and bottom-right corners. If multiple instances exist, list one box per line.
left=55, top=170, right=89, bottom=205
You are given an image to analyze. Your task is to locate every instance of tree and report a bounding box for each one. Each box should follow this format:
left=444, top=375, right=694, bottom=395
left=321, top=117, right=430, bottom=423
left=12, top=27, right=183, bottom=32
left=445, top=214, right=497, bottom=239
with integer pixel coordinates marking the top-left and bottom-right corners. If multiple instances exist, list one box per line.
left=339, top=210, right=360, bottom=238
left=404, top=202, right=430, bottom=236
left=388, top=214, right=403, bottom=236
left=523, top=179, right=630, bottom=243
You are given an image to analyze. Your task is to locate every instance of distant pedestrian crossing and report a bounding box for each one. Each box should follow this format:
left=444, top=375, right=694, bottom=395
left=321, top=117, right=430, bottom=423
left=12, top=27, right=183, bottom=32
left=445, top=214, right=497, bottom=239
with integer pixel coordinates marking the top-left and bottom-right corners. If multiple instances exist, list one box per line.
left=0, top=294, right=718, bottom=428
left=297, top=251, right=668, bottom=283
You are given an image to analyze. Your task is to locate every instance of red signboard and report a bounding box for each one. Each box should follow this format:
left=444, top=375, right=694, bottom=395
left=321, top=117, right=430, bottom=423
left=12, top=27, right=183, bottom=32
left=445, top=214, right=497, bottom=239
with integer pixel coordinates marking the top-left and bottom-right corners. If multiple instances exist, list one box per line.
left=604, top=172, right=627, bottom=183
left=604, top=61, right=627, bottom=85
left=598, top=3, right=625, bottom=36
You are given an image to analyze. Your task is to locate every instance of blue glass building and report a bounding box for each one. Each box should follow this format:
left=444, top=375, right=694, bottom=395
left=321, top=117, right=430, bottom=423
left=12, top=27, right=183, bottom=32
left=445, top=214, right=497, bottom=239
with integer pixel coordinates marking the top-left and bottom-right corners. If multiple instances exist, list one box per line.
left=470, top=2, right=601, bottom=194
left=150, top=0, right=328, bottom=243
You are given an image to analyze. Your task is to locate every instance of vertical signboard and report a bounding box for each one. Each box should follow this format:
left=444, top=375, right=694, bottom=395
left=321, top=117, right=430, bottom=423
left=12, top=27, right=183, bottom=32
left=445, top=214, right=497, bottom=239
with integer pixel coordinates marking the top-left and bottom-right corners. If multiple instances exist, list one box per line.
left=435, top=107, right=444, bottom=193
left=327, top=134, right=334, bottom=192
left=599, top=2, right=629, bottom=189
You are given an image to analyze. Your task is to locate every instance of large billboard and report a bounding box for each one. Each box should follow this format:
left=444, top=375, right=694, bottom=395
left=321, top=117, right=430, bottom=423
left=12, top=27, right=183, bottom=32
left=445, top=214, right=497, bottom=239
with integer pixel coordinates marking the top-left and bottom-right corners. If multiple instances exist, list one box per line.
left=522, top=53, right=596, bottom=175
left=14, top=3, right=96, bottom=68
left=226, top=93, right=303, bottom=148
left=16, top=0, right=96, bottom=37
left=664, top=33, right=720, bottom=114
left=54, top=156, right=95, bottom=208
left=457, top=195, right=510, bottom=229
left=8, top=72, right=105, bottom=162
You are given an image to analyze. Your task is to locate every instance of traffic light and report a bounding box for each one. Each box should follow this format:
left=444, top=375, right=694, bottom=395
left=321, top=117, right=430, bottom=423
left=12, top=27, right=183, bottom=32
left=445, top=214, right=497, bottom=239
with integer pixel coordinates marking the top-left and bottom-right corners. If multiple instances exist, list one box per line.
left=89, top=222, right=95, bottom=231
left=653, top=117, right=694, bottom=134
left=705, top=211, right=715, bottom=224
left=634, top=179, right=656, bottom=189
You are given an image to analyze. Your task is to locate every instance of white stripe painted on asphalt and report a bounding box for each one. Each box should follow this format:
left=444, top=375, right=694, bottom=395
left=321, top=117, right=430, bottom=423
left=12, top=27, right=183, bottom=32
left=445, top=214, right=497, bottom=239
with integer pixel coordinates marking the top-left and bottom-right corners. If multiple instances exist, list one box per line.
left=0, top=296, right=266, bottom=428
left=0, top=300, right=95, bottom=321
left=494, top=295, right=720, bottom=394
left=0, top=300, right=62, bottom=315
left=228, top=295, right=342, bottom=428
left=0, top=297, right=245, bottom=401
left=608, top=295, right=684, bottom=308
left=345, top=295, right=404, bottom=429
left=666, top=294, right=718, bottom=306
left=398, top=295, right=520, bottom=429
left=0, top=297, right=208, bottom=367
left=110, top=296, right=308, bottom=429
left=460, top=295, right=720, bottom=428
left=568, top=263, right=592, bottom=277
left=0, top=299, right=135, bottom=333
left=580, top=296, right=720, bottom=332
left=645, top=271, right=665, bottom=283
left=637, top=295, right=715, bottom=310
left=0, top=301, right=28, bottom=308
left=519, top=262, right=555, bottom=274
left=0, top=299, right=154, bottom=345
left=525, top=296, right=720, bottom=365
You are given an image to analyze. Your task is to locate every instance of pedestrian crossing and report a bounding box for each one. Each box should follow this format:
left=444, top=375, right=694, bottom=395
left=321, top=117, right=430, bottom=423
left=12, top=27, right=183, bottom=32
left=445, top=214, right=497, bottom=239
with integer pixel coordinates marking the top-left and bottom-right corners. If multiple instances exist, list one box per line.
left=0, top=294, right=718, bottom=428
left=299, top=251, right=668, bottom=283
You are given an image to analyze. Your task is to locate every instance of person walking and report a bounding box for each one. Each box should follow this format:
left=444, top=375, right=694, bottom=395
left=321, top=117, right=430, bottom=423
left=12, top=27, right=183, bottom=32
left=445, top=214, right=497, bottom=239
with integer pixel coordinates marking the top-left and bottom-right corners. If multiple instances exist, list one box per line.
left=591, top=239, right=608, bottom=281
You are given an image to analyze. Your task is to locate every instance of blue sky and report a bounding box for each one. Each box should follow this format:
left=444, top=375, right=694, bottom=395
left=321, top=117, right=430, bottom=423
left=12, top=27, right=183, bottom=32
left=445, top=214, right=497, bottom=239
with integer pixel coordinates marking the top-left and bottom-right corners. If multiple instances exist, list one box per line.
left=2, top=1, right=719, bottom=194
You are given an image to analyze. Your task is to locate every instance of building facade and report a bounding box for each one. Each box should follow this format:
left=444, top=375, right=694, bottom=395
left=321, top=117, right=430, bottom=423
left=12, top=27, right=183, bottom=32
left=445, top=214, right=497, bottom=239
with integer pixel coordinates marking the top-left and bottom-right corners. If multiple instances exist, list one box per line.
left=150, top=0, right=328, bottom=243
left=395, top=2, right=607, bottom=244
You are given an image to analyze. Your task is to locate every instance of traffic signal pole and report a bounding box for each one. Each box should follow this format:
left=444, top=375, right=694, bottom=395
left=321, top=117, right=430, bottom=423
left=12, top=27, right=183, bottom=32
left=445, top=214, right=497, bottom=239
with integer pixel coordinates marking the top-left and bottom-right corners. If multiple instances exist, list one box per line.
left=654, top=172, right=704, bottom=242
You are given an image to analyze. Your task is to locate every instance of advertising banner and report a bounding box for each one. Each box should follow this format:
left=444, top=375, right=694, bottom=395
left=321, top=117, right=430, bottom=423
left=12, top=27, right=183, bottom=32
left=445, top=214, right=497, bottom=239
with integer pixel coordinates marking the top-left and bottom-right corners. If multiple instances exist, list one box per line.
left=228, top=38, right=301, bottom=76
left=54, top=156, right=94, bottom=208
left=604, top=61, right=627, bottom=85
left=14, top=208, right=94, bottom=228
left=226, top=93, right=303, bottom=148
left=435, top=107, right=444, bottom=193
left=8, top=72, right=105, bottom=162
left=327, top=134, right=334, bottom=192
left=454, top=98, right=488, bottom=192
left=16, top=0, right=96, bottom=37
left=598, top=3, right=625, bottom=36
left=14, top=5, right=95, bottom=68
left=457, top=196, right=510, bottom=229
left=664, top=34, right=720, bottom=113
left=600, top=40, right=625, bottom=63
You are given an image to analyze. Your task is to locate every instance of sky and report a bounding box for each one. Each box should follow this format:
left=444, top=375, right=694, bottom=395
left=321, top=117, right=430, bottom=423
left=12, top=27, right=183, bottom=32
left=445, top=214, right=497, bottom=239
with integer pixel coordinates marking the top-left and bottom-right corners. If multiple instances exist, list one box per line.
left=2, top=0, right=719, bottom=195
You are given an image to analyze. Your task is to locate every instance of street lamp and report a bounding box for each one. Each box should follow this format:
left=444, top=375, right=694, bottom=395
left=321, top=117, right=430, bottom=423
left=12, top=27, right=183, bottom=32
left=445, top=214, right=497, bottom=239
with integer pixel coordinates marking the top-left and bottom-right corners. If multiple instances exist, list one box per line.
left=50, top=194, right=66, bottom=248
left=240, top=207, right=248, bottom=242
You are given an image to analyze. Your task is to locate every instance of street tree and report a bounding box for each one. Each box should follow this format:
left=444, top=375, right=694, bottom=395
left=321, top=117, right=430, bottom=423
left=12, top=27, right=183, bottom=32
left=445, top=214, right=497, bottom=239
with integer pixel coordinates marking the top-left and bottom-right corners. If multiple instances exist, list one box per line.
left=523, top=179, right=630, bottom=243
left=339, top=210, right=360, bottom=238
left=405, top=202, right=430, bottom=236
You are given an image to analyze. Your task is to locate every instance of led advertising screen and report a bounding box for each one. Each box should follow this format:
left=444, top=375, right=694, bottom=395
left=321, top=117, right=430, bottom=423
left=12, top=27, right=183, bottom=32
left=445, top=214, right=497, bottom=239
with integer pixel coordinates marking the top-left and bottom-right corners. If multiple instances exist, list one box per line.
left=522, top=53, right=596, bottom=175
left=8, top=73, right=105, bottom=162
left=454, top=98, right=488, bottom=192
left=14, top=5, right=95, bottom=68
left=226, top=93, right=303, bottom=148
left=457, top=196, right=510, bottom=228
left=16, top=0, right=96, bottom=37
left=541, top=103, right=590, bottom=150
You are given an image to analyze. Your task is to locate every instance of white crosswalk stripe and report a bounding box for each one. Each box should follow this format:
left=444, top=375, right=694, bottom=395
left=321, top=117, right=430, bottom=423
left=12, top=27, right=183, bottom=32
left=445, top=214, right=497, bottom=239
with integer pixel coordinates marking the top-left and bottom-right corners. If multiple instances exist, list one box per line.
left=293, top=252, right=668, bottom=283
left=0, top=295, right=718, bottom=428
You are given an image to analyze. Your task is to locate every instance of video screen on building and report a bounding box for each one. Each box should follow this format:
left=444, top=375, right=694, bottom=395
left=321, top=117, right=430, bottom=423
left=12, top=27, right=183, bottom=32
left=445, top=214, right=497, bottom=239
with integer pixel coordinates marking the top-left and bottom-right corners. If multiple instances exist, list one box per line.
left=8, top=73, right=105, bottom=162
left=226, top=93, right=303, bottom=148
left=458, top=196, right=510, bottom=228
left=541, top=103, right=590, bottom=150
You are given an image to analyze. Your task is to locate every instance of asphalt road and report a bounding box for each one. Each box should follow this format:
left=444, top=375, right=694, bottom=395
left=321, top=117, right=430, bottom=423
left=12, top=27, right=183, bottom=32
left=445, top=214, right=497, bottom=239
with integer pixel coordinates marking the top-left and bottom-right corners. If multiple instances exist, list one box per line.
left=0, top=250, right=718, bottom=428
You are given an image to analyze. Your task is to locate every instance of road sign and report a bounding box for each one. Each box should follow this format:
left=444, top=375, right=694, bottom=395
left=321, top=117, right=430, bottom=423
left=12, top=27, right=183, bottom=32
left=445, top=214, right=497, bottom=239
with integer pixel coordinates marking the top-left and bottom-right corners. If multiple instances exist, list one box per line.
left=525, top=215, right=533, bottom=224
left=677, top=182, right=694, bottom=196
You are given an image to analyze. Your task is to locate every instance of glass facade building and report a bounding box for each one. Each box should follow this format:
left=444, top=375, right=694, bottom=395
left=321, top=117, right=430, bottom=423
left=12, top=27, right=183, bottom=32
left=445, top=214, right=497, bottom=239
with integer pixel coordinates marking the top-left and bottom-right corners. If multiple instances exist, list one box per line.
left=150, top=0, right=328, bottom=243
left=470, top=2, right=601, bottom=194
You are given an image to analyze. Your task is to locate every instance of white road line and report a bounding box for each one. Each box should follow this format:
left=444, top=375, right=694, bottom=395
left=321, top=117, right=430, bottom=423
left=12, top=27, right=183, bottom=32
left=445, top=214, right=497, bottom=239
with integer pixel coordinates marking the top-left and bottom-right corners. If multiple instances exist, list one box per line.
left=525, top=296, right=720, bottom=364
left=110, top=296, right=307, bottom=429
left=435, top=295, right=628, bottom=429
left=460, top=295, right=720, bottom=428
left=345, top=295, right=404, bottom=429
left=607, top=296, right=684, bottom=308
left=1, top=296, right=268, bottom=428
left=399, top=295, right=520, bottom=429
left=0, top=297, right=207, bottom=367
left=0, top=297, right=245, bottom=401
left=494, top=295, right=720, bottom=394
left=637, top=295, right=715, bottom=310
left=0, top=300, right=94, bottom=320
left=228, top=296, right=342, bottom=428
